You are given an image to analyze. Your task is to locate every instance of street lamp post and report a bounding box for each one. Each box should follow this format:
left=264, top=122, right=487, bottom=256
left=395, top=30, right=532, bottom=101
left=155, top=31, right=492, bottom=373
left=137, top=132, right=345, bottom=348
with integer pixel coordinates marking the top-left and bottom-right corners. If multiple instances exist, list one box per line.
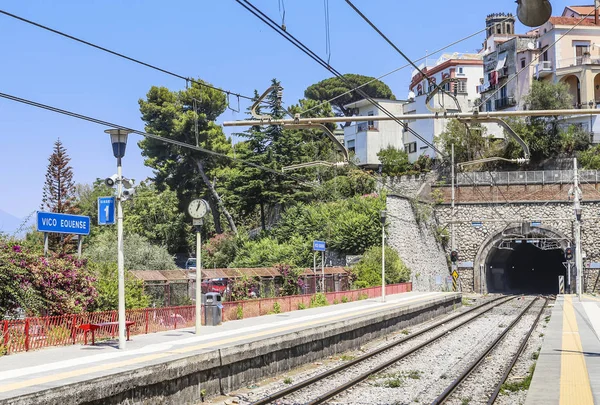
left=381, top=210, right=387, bottom=302
left=105, top=129, right=129, bottom=350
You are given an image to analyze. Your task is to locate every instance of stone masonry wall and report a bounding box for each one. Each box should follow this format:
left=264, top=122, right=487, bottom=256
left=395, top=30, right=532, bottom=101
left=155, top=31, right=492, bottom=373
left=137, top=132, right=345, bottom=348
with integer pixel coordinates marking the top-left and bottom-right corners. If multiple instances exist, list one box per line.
left=436, top=201, right=600, bottom=293
left=387, top=196, right=451, bottom=291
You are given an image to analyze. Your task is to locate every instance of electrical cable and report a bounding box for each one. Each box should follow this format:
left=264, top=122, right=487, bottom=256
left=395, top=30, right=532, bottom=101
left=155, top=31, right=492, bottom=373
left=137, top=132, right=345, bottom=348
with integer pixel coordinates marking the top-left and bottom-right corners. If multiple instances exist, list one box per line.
left=480, top=4, right=600, bottom=109
left=0, top=91, right=320, bottom=190
left=298, top=19, right=513, bottom=116
left=234, top=0, right=446, bottom=158
left=0, top=9, right=254, bottom=101
left=344, top=0, right=460, bottom=111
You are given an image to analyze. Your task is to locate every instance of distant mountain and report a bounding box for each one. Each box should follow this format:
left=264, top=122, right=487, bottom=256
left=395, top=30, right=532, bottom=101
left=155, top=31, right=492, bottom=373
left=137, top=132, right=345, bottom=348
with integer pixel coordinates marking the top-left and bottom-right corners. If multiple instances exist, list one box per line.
left=0, top=209, right=25, bottom=236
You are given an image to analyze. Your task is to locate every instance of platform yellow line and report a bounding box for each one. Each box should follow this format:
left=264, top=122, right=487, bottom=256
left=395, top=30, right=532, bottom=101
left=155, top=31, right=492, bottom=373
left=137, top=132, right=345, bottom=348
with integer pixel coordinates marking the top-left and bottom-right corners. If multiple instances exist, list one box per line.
left=559, top=295, right=594, bottom=405
left=0, top=294, right=437, bottom=394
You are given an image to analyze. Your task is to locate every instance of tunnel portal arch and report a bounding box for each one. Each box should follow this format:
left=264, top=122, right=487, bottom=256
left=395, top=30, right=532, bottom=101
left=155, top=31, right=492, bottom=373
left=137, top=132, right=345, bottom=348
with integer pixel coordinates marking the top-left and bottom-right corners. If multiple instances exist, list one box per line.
left=473, top=224, right=571, bottom=294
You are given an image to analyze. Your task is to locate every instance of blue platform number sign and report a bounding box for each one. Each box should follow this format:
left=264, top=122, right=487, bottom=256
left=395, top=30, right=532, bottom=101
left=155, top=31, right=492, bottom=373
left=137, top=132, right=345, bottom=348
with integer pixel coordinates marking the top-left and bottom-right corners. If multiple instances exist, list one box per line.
left=313, top=240, right=326, bottom=252
left=36, top=212, right=90, bottom=235
left=98, top=197, right=116, bottom=225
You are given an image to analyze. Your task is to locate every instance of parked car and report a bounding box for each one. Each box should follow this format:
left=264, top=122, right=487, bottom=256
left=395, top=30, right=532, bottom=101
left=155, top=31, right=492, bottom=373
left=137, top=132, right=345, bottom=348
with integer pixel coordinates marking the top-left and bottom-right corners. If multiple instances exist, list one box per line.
left=201, top=279, right=228, bottom=294
left=185, top=258, right=197, bottom=271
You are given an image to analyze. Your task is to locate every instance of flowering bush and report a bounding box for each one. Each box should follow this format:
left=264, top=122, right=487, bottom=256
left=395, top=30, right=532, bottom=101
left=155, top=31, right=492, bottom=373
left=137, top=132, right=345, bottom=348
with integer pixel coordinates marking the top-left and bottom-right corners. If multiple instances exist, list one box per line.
left=0, top=241, right=97, bottom=316
left=203, top=233, right=238, bottom=269
left=276, top=264, right=304, bottom=296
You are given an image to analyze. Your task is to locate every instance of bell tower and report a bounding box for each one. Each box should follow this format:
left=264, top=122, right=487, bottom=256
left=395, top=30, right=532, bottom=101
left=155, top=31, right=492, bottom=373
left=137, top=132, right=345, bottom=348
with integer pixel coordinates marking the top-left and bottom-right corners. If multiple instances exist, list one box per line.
left=486, top=13, right=516, bottom=39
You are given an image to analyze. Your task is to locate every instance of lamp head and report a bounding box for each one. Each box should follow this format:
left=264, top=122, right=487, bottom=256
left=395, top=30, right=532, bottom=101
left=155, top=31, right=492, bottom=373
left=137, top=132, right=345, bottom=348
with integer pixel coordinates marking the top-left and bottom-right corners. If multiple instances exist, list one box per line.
left=380, top=210, right=387, bottom=224
left=516, top=0, right=552, bottom=27
left=105, top=129, right=129, bottom=158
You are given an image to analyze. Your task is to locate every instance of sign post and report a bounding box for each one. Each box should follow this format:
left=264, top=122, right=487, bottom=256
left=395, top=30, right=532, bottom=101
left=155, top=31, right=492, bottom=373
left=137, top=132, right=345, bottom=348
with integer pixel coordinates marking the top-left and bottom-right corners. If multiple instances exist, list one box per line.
left=37, top=212, right=91, bottom=257
left=452, top=269, right=459, bottom=292
left=313, top=240, right=326, bottom=292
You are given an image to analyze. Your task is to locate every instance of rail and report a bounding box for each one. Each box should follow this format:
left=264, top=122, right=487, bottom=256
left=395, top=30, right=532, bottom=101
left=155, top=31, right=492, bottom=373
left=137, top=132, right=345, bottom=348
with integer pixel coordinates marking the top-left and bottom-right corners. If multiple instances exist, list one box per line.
left=0, top=282, right=412, bottom=354
left=250, top=295, right=512, bottom=405
left=455, top=169, right=600, bottom=186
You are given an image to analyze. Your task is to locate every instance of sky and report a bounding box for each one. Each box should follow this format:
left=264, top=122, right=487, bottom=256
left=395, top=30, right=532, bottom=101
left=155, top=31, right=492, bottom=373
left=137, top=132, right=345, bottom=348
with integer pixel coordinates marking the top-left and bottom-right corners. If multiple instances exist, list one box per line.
left=0, top=0, right=577, bottom=222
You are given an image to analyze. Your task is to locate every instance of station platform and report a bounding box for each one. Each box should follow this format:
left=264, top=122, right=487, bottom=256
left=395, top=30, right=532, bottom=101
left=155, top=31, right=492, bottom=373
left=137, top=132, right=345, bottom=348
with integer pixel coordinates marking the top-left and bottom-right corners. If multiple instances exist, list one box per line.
left=0, top=291, right=460, bottom=405
left=526, top=294, right=600, bottom=405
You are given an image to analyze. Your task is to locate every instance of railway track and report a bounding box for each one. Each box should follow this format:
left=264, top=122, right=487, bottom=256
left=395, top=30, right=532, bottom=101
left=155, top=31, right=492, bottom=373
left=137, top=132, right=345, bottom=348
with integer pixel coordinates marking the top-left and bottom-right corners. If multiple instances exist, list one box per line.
left=247, top=295, right=517, bottom=405
left=431, top=296, right=548, bottom=405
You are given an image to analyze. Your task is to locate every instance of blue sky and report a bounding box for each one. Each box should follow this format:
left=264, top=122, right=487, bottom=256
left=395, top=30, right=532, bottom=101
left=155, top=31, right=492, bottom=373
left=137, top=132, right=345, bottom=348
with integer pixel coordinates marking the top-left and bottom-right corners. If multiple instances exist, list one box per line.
left=0, top=0, right=575, bottom=220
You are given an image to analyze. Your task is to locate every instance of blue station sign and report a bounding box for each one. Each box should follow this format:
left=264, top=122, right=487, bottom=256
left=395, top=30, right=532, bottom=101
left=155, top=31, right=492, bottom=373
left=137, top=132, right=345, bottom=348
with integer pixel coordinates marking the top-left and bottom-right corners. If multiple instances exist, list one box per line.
left=98, top=196, right=116, bottom=225
left=36, top=211, right=90, bottom=235
left=313, top=240, right=326, bottom=252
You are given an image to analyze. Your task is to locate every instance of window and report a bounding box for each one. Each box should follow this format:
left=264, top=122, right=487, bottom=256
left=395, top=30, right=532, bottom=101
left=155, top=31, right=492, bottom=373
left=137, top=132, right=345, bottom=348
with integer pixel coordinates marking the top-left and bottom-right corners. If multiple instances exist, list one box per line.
left=542, top=50, right=548, bottom=62
left=496, top=24, right=501, bottom=34
left=456, top=80, right=467, bottom=93
left=367, top=111, right=374, bottom=128
left=521, top=58, right=526, bottom=68
left=457, top=67, right=465, bottom=76
left=404, top=142, right=417, bottom=154
left=346, top=139, right=355, bottom=153
left=506, top=24, right=511, bottom=34
left=500, top=86, right=507, bottom=99
left=486, top=100, right=492, bottom=112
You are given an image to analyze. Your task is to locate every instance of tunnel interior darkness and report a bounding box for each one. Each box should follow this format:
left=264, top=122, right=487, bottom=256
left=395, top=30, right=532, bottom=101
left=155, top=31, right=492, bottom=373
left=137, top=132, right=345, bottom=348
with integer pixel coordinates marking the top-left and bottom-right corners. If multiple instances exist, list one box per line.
left=486, top=241, right=566, bottom=294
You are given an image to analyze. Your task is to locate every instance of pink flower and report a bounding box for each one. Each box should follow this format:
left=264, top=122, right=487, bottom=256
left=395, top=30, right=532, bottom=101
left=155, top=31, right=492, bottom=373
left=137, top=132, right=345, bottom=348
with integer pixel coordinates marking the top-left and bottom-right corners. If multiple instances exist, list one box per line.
left=12, top=245, right=21, bottom=253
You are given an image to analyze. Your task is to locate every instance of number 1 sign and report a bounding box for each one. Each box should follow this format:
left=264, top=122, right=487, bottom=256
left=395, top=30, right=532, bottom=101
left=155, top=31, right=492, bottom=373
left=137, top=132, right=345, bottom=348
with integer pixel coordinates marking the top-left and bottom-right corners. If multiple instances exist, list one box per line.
left=98, top=197, right=116, bottom=225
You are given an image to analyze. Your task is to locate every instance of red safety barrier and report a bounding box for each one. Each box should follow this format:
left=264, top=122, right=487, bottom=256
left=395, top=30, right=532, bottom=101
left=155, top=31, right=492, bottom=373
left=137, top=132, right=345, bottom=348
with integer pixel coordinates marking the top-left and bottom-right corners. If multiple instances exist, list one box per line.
left=0, top=282, right=411, bottom=354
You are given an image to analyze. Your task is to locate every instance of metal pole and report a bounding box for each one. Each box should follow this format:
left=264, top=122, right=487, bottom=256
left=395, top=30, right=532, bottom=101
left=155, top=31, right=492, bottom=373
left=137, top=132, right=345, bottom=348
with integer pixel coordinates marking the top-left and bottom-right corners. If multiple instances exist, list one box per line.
left=223, top=108, right=600, bottom=127
left=116, top=156, right=126, bottom=350
left=77, top=236, right=83, bottom=259
left=574, top=157, right=583, bottom=300
left=567, top=260, right=572, bottom=293
left=43, top=232, right=48, bottom=257
left=195, top=223, right=202, bottom=334
left=381, top=221, right=386, bottom=302
left=451, top=144, right=458, bottom=290
left=321, top=251, right=325, bottom=293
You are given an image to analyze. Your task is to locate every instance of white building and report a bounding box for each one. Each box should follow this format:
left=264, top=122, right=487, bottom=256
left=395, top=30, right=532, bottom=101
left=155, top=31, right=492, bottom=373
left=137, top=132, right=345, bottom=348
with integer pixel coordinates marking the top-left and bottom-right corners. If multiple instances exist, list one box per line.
left=403, top=52, right=501, bottom=161
left=342, top=98, right=406, bottom=169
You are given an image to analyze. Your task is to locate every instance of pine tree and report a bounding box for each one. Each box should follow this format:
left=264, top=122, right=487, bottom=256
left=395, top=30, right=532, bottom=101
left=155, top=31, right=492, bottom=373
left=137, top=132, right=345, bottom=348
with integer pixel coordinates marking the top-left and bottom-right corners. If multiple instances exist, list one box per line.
left=41, top=139, right=78, bottom=253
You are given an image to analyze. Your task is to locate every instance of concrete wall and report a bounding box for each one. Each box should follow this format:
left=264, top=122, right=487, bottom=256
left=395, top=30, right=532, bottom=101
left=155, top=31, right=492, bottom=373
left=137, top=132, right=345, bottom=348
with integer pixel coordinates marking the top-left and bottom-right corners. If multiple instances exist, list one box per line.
left=1, top=294, right=461, bottom=405
left=386, top=196, right=451, bottom=291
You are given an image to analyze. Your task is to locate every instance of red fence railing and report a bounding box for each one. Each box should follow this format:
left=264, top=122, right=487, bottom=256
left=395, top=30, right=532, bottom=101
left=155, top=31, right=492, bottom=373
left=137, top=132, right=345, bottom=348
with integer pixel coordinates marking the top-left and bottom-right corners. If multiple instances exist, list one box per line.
left=0, top=282, right=411, bottom=354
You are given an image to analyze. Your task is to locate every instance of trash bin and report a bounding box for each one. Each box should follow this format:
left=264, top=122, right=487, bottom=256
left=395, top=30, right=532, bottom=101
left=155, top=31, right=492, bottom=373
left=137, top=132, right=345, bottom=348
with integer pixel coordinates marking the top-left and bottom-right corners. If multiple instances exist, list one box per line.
left=202, top=292, right=223, bottom=326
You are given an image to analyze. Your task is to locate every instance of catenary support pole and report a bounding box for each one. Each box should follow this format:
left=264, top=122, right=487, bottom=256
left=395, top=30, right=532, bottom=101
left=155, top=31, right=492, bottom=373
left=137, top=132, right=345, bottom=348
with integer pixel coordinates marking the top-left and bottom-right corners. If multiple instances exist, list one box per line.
left=382, top=220, right=386, bottom=302
left=574, top=157, right=583, bottom=300
left=116, top=156, right=126, bottom=350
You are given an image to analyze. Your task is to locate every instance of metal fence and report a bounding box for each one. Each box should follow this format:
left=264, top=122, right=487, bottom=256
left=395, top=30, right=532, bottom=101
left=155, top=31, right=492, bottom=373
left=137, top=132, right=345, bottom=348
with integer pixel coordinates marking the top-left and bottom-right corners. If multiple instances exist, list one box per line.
left=456, top=170, right=600, bottom=186
left=0, top=282, right=412, bottom=354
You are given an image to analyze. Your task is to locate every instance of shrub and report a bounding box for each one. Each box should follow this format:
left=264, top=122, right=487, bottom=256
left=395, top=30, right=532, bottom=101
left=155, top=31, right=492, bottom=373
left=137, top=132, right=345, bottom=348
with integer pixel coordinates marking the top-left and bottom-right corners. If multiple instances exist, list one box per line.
left=47, top=325, right=71, bottom=345
left=236, top=303, right=243, bottom=320
left=309, top=293, right=329, bottom=308
left=358, top=293, right=369, bottom=300
left=88, top=262, right=149, bottom=311
left=298, top=302, right=306, bottom=310
left=354, top=246, right=410, bottom=288
left=341, top=296, right=349, bottom=303
left=203, top=233, right=238, bottom=269
left=333, top=299, right=339, bottom=305
left=272, top=302, right=282, bottom=314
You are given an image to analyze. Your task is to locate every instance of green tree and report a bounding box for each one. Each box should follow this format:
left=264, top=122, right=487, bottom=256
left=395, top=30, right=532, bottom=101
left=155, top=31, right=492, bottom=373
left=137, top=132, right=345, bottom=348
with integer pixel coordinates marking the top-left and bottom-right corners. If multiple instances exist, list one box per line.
left=377, top=146, right=411, bottom=176
left=138, top=79, right=237, bottom=235
left=88, top=262, right=149, bottom=311
left=305, top=74, right=395, bottom=120
left=578, top=143, right=600, bottom=169
left=41, top=139, right=79, bottom=253
left=435, top=119, right=496, bottom=164
left=353, top=245, right=410, bottom=287
left=84, top=232, right=178, bottom=271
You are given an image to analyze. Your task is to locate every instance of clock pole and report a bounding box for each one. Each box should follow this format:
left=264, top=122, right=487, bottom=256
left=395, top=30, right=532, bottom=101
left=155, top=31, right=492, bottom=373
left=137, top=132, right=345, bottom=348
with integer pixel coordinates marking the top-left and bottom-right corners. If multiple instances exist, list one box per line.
left=195, top=220, right=203, bottom=334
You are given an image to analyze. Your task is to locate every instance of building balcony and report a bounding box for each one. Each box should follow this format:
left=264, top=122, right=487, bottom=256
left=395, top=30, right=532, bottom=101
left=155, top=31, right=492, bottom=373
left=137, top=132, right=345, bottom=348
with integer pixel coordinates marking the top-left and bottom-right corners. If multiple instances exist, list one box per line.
left=537, top=61, right=552, bottom=77
left=344, top=121, right=378, bottom=136
left=556, top=56, right=600, bottom=69
left=494, top=97, right=517, bottom=110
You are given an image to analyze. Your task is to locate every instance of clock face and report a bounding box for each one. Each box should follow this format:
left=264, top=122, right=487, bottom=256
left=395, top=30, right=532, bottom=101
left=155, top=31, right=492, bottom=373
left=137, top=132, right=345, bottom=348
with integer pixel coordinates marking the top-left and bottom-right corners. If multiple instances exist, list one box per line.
left=188, top=199, right=208, bottom=219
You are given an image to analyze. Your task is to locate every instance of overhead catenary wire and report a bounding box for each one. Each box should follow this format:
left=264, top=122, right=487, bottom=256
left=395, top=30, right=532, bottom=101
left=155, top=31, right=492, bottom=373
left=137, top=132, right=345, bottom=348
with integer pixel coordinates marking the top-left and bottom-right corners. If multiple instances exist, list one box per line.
left=233, top=0, right=447, bottom=158
left=344, top=0, right=460, bottom=111
left=0, top=9, right=254, bottom=101
left=0, top=91, right=320, bottom=190
left=299, top=14, right=514, bottom=116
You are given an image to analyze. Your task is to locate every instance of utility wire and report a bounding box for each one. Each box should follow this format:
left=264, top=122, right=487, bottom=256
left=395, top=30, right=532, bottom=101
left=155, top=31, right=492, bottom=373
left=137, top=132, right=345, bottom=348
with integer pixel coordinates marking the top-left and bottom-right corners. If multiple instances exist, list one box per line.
left=480, top=4, right=600, bottom=108
left=344, top=0, right=460, bottom=111
left=0, top=9, right=254, bottom=101
left=234, top=0, right=446, bottom=158
left=299, top=16, right=513, bottom=116
left=0, top=91, right=319, bottom=189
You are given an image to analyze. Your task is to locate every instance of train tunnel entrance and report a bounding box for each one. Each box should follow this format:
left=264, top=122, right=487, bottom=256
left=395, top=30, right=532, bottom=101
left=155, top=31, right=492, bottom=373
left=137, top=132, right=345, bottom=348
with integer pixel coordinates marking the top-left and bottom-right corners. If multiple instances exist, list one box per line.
left=475, top=226, right=570, bottom=294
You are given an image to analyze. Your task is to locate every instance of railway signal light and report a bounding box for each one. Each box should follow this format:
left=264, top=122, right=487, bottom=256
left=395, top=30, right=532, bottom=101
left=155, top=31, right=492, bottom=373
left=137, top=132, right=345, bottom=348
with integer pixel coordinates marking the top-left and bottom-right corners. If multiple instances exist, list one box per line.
left=450, top=251, right=458, bottom=263
left=565, top=247, right=573, bottom=261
